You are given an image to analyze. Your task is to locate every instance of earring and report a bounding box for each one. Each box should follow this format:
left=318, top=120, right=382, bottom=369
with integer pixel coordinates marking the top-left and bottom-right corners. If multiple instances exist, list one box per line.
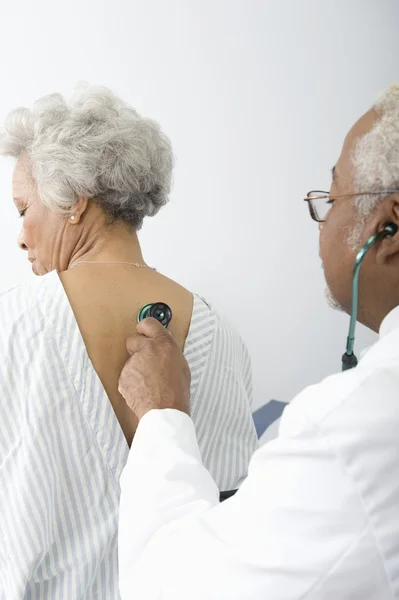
left=70, top=215, right=76, bottom=222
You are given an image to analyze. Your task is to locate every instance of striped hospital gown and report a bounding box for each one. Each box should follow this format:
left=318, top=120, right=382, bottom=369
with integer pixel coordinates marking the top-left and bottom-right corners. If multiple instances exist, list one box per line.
left=0, top=271, right=257, bottom=599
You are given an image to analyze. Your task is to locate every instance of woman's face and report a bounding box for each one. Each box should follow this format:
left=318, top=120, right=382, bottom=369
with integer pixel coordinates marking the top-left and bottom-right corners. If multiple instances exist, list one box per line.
left=13, top=156, right=71, bottom=275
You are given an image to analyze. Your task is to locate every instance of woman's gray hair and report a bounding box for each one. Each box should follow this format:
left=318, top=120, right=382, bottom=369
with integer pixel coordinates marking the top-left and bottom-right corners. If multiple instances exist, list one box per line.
left=349, top=83, right=399, bottom=246
left=0, top=84, right=174, bottom=229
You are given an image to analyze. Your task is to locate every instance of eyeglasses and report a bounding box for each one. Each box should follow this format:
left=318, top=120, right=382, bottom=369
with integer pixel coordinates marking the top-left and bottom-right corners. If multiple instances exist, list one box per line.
left=304, top=189, right=399, bottom=223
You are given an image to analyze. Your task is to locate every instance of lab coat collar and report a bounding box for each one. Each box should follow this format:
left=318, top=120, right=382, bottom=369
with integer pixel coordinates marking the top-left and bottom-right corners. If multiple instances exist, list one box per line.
left=379, top=305, right=399, bottom=338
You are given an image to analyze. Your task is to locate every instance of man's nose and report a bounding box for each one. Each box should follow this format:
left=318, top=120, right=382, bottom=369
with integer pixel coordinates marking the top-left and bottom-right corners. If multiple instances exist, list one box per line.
left=17, top=230, right=28, bottom=251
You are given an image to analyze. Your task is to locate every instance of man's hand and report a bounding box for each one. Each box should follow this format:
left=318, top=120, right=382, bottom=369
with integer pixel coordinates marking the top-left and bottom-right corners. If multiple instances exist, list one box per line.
left=118, top=318, right=191, bottom=421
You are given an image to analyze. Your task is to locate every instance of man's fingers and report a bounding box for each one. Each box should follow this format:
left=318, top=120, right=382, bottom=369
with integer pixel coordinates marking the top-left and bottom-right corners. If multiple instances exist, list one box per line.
left=118, top=354, right=135, bottom=400
left=125, top=318, right=172, bottom=355
left=125, top=334, right=144, bottom=355
left=136, top=317, right=172, bottom=340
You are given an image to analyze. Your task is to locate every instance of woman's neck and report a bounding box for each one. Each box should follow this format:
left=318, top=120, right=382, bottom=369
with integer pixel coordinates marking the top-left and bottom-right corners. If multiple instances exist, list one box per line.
left=68, top=223, right=146, bottom=269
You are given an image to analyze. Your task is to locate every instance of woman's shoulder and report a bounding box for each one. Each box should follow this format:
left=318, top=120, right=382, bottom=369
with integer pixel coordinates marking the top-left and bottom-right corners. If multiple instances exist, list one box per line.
left=0, top=271, right=60, bottom=325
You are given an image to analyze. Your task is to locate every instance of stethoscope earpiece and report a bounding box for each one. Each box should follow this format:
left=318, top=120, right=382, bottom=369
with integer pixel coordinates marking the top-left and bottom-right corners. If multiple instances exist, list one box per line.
left=383, top=222, right=398, bottom=237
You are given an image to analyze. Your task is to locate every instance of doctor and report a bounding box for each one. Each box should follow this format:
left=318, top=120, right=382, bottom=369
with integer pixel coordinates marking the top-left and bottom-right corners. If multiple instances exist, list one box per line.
left=117, top=85, right=399, bottom=599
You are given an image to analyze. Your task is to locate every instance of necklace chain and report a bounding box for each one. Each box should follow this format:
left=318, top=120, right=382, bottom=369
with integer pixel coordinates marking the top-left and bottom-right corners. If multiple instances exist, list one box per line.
left=70, top=260, right=152, bottom=269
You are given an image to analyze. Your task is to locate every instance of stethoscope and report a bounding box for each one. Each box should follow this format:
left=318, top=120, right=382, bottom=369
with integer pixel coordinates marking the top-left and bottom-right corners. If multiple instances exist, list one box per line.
left=341, top=222, right=398, bottom=371
left=138, top=223, right=398, bottom=503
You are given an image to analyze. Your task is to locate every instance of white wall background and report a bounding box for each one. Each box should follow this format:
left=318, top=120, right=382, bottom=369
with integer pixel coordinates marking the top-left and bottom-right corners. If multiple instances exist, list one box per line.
left=1, top=0, right=398, bottom=409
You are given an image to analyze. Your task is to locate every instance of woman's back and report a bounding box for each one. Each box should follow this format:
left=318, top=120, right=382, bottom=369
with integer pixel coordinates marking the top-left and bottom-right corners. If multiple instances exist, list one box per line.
left=60, top=264, right=194, bottom=445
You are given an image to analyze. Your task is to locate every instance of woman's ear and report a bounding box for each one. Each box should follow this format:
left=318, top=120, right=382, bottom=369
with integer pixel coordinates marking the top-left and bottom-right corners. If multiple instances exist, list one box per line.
left=70, top=197, right=89, bottom=223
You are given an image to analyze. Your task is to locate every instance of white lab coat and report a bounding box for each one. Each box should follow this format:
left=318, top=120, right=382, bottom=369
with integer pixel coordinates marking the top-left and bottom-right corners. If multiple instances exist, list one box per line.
left=118, top=308, right=399, bottom=599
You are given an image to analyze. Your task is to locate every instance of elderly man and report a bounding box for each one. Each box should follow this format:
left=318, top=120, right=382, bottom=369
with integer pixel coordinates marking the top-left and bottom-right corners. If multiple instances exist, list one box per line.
left=117, top=85, right=399, bottom=599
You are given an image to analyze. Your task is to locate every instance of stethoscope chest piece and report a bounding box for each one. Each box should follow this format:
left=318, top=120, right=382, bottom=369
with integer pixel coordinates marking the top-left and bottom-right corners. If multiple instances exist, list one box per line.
left=137, top=303, right=173, bottom=329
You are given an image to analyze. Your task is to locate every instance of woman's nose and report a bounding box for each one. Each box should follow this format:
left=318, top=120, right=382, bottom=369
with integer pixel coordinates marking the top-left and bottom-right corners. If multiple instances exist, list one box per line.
left=17, top=230, right=28, bottom=251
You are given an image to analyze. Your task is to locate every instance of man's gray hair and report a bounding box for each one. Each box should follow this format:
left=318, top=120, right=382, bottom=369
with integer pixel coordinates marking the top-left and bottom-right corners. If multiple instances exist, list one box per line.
left=350, top=84, right=399, bottom=244
left=0, top=84, right=174, bottom=229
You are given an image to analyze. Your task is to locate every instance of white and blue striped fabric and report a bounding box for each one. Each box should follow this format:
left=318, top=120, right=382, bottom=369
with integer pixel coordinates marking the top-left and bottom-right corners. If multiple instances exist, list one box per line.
left=0, top=270, right=257, bottom=599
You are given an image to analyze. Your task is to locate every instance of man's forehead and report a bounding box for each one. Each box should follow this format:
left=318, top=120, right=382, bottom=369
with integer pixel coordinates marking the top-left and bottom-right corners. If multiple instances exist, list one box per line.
left=344, top=109, right=379, bottom=149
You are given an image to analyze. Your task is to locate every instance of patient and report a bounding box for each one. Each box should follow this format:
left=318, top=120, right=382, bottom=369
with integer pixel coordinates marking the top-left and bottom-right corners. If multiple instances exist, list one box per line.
left=0, top=85, right=257, bottom=598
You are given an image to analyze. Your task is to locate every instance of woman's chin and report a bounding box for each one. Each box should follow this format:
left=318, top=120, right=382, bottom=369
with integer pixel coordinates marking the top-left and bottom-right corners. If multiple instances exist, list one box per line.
left=33, top=262, right=51, bottom=277
left=31, top=261, right=42, bottom=276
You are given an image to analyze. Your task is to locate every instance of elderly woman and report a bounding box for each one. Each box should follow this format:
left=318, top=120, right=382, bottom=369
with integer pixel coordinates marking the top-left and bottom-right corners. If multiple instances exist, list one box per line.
left=0, top=85, right=257, bottom=599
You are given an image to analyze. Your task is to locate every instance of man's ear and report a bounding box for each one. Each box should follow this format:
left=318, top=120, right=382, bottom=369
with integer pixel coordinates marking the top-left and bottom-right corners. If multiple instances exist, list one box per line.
left=368, top=196, right=399, bottom=265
